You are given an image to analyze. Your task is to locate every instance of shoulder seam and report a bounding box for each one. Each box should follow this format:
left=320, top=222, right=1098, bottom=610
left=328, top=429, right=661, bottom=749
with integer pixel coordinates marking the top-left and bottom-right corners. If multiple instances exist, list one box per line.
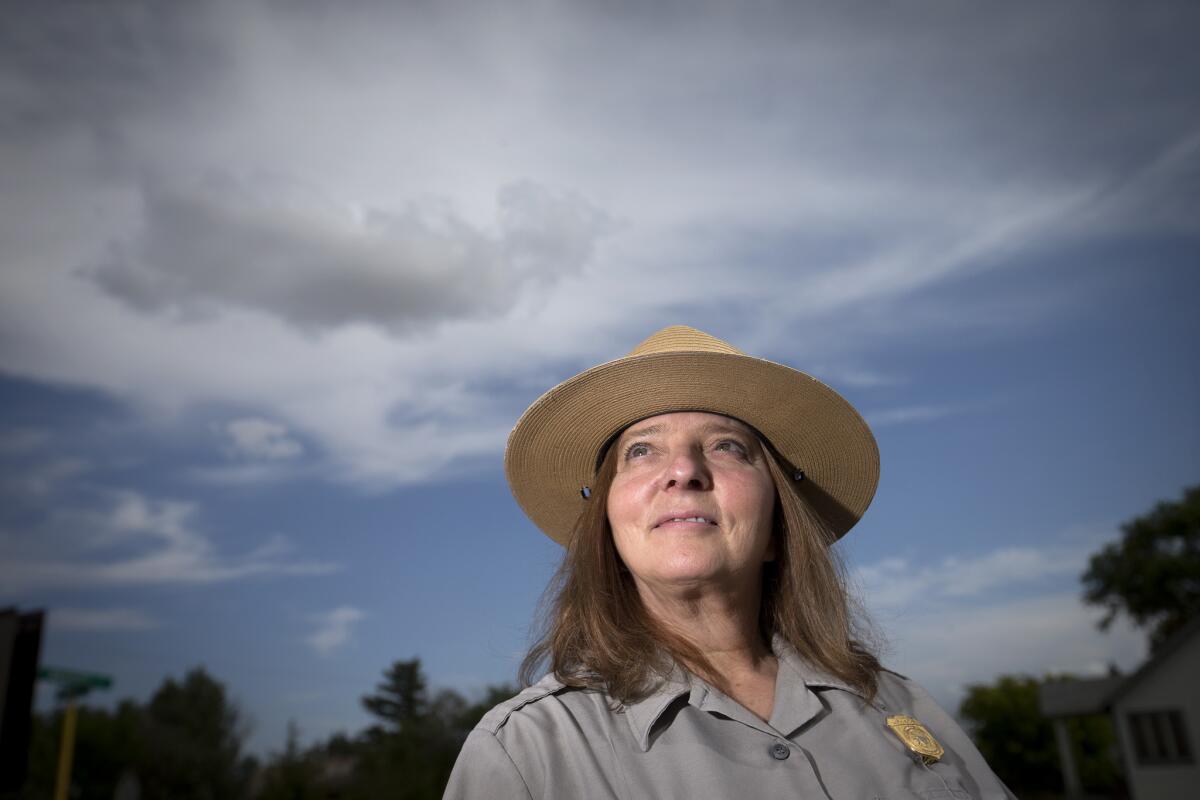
left=476, top=680, right=568, bottom=734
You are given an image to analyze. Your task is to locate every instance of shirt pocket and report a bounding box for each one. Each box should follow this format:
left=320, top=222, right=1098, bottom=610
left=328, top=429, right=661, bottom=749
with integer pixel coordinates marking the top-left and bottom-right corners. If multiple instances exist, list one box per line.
left=868, top=786, right=973, bottom=800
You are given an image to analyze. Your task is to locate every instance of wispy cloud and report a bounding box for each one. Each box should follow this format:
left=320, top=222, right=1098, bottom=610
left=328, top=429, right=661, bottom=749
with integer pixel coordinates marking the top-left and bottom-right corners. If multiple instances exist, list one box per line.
left=186, top=462, right=310, bottom=487
left=49, top=607, right=159, bottom=632
left=220, top=417, right=304, bottom=460
left=853, top=539, right=1148, bottom=709
left=855, top=543, right=1091, bottom=612
left=812, top=366, right=903, bottom=389
left=886, top=592, right=1147, bottom=714
left=0, top=427, right=51, bottom=454
left=0, top=456, right=89, bottom=497
left=0, top=490, right=340, bottom=594
left=304, top=606, right=365, bottom=656
left=866, top=405, right=960, bottom=427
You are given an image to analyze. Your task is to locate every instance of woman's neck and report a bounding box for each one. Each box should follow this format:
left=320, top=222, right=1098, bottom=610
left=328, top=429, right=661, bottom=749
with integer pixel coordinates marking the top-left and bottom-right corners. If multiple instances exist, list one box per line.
left=635, top=578, right=774, bottom=675
left=635, top=580, right=779, bottom=721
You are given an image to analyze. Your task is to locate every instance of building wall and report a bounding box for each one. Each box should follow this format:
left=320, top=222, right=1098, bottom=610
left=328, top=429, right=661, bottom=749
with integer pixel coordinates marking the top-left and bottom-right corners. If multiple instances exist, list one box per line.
left=1113, top=629, right=1200, bottom=800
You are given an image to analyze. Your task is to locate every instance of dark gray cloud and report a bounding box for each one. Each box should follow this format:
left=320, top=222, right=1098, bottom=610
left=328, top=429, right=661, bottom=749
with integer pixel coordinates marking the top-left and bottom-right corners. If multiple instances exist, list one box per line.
left=88, top=175, right=611, bottom=331
left=546, top=2, right=1200, bottom=194
left=0, top=1, right=225, bottom=143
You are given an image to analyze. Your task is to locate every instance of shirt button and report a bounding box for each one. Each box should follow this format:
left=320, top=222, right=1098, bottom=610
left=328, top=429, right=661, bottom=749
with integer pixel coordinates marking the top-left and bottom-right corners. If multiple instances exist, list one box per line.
left=770, top=742, right=790, bottom=760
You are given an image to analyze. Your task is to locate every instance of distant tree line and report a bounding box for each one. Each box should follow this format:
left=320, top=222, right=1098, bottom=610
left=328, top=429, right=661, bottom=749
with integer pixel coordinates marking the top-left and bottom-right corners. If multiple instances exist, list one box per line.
left=1, top=659, right=514, bottom=800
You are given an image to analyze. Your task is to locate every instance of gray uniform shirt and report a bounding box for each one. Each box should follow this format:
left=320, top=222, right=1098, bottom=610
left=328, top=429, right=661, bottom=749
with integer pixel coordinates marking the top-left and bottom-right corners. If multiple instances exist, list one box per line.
left=444, top=640, right=1015, bottom=799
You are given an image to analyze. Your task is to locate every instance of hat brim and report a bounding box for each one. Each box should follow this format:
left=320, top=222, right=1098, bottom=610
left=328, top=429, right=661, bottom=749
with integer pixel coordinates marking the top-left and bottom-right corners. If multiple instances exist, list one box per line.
left=505, top=350, right=880, bottom=545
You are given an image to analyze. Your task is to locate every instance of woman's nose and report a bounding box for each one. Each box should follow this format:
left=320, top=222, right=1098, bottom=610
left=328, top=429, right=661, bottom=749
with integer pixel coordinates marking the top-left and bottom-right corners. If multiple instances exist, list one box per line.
left=663, top=449, right=711, bottom=491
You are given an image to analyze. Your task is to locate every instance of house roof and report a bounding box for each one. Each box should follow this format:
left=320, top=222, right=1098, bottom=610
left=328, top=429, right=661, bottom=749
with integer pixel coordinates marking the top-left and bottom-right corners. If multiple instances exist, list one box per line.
left=1037, top=614, right=1200, bottom=717
left=1039, top=675, right=1126, bottom=718
left=1105, top=613, right=1200, bottom=706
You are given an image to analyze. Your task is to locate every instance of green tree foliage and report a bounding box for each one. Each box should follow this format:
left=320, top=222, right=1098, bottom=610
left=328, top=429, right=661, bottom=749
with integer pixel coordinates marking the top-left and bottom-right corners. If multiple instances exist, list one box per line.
left=1082, top=484, right=1200, bottom=650
left=3, top=659, right=512, bottom=800
left=139, top=667, right=257, bottom=800
left=66, top=701, right=145, bottom=798
left=959, top=675, right=1120, bottom=797
left=1, top=700, right=145, bottom=800
left=0, top=667, right=253, bottom=800
left=343, top=659, right=516, bottom=800
left=362, top=659, right=429, bottom=732
left=255, top=722, right=323, bottom=800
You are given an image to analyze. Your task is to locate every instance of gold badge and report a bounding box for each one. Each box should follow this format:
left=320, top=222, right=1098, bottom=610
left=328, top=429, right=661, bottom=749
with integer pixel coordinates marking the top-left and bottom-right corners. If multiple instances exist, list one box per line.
left=886, top=715, right=944, bottom=765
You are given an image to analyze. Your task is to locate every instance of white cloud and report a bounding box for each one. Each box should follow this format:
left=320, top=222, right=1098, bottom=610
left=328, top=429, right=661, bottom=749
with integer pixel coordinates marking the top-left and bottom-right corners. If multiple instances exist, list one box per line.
left=0, top=490, right=339, bottom=593
left=852, top=537, right=1149, bottom=713
left=304, top=606, right=365, bottom=656
left=855, top=544, right=1092, bottom=611
left=883, top=592, right=1147, bottom=717
left=49, top=607, right=159, bottom=632
left=222, top=417, right=304, bottom=460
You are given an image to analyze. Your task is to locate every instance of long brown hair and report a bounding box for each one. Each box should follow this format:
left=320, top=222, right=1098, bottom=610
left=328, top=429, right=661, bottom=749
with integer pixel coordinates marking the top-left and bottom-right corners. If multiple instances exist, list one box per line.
left=519, top=438, right=881, bottom=703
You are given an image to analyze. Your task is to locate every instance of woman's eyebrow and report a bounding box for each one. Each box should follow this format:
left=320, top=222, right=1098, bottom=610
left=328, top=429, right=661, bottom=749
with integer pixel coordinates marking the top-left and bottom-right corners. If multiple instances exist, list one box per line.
left=697, top=422, right=753, bottom=438
left=619, top=423, right=663, bottom=442
left=619, top=421, right=754, bottom=443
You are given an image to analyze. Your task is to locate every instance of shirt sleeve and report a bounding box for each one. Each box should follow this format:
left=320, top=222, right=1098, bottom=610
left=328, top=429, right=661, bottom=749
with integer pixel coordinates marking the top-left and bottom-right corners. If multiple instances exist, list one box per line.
left=443, top=729, right=534, bottom=800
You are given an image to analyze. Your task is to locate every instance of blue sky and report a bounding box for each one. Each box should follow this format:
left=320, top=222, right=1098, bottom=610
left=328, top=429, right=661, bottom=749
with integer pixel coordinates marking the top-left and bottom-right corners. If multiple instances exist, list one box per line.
left=1, top=1, right=1198, bottom=756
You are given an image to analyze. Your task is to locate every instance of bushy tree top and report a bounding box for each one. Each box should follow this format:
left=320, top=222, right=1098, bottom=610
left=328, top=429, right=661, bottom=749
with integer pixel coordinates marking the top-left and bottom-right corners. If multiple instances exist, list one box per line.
left=1082, top=484, right=1200, bottom=650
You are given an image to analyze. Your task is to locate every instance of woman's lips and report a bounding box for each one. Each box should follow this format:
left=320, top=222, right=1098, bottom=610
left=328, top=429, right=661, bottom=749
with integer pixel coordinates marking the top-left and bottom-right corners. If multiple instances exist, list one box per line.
left=653, top=513, right=718, bottom=529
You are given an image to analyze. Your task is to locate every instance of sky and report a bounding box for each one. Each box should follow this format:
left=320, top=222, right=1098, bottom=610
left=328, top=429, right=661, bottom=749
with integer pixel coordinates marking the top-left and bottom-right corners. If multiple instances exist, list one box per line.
left=1, top=0, right=1198, bottom=757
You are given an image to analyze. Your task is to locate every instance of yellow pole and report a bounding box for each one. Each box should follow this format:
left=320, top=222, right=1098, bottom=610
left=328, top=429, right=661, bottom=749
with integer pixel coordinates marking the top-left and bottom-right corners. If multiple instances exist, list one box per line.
left=53, top=701, right=78, bottom=800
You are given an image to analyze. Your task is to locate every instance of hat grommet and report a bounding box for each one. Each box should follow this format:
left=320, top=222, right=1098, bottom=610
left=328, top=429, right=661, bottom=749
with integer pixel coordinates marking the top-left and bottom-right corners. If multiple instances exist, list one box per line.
left=793, top=469, right=805, bottom=482
left=580, top=486, right=592, bottom=500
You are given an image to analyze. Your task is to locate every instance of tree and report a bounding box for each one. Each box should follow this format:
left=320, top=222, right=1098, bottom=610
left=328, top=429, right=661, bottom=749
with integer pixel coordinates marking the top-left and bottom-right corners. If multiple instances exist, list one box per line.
left=0, top=668, right=254, bottom=800
left=958, top=675, right=1120, bottom=797
left=62, top=701, right=145, bottom=800
left=255, top=721, right=322, bottom=800
left=0, top=700, right=143, bottom=800
left=362, top=659, right=429, bottom=733
left=348, top=659, right=517, bottom=800
left=1082, top=484, right=1200, bottom=650
left=139, top=666, right=256, bottom=800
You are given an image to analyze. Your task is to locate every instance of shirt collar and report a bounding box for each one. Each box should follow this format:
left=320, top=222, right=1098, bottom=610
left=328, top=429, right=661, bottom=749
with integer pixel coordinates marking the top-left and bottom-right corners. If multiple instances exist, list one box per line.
left=772, top=635, right=865, bottom=697
left=622, top=664, right=695, bottom=752
left=769, top=636, right=868, bottom=737
left=621, top=636, right=868, bottom=750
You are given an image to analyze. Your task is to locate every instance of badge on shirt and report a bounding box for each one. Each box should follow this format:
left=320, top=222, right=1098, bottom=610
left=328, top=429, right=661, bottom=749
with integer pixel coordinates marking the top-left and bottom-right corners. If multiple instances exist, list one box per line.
left=886, top=715, right=944, bottom=765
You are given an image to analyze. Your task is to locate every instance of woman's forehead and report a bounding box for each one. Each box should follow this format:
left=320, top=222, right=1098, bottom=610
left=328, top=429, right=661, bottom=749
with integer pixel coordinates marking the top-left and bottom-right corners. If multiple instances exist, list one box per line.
left=616, top=411, right=756, bottom=442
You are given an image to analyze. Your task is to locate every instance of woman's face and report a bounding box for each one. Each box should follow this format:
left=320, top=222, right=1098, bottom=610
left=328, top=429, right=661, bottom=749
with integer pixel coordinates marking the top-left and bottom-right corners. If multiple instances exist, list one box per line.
left=606, top=411, right=777, bottom=596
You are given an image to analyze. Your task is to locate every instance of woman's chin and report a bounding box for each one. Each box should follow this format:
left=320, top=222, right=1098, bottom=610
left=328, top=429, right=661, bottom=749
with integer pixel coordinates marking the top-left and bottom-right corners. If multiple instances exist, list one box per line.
left=642, top=558, right=732, bottom=589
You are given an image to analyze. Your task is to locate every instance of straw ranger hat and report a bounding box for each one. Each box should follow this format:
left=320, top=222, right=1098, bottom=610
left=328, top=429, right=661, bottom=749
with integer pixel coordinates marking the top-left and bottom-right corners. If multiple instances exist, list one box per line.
left=504, top=325, right=880, bottom=545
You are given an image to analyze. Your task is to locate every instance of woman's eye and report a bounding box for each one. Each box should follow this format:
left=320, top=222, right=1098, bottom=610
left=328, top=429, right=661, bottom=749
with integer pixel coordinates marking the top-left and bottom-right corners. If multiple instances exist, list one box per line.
left=714, top=439, right=748, bottom=456
left=624, top=442, right=651, bottom=460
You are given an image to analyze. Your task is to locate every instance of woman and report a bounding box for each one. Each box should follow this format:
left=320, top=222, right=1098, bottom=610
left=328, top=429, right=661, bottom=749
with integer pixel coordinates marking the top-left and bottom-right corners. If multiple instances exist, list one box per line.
left=445, top=326, right=1013, bottom=799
